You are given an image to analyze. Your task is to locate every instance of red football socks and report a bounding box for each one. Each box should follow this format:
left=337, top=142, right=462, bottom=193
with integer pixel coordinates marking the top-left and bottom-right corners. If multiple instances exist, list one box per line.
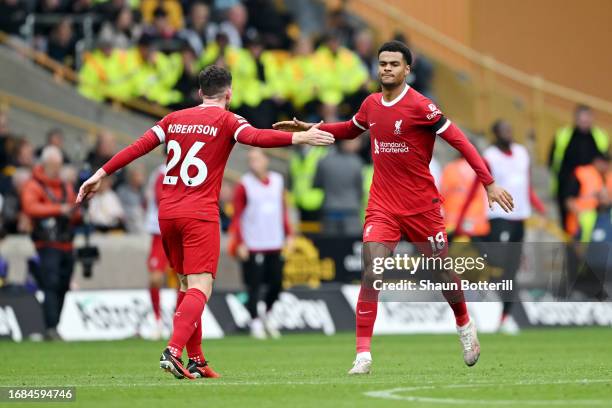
left=442, top=274, right=470, bottom=327
left=149, top=287, right=161, bottom=321
left=167, top=288, right=207, bottom=359
left=356, top=287, right=379, bottom=353
left=186, top=306, right=205, bottom=364
left=176, top=290, right=186, bottom=311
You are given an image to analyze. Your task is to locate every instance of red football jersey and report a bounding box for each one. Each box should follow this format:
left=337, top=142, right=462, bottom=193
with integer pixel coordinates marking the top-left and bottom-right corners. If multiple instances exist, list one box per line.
left=152, top=104, right=254, bottom=221
left=352, top=85, right=451, bottom=216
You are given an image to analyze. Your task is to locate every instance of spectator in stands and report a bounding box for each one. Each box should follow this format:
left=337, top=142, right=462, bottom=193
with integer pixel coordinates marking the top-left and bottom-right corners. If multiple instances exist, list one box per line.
left=215, top=2, right=253, bottom=48
left=21, top=146, right=79, bottom=340
left=232, top=35, right=286, bottom=128
left=0, top=111, right=10, bottom=170
left=36, top=0, right=66, bottom=13
left=282, top=36, right=317, bottom=115
left=229, top=148, right=291, bottom=339
left=116, top=164, right=147, bottom=234
left=565, top=152, right=611, bottom=299
left=14, top=138, right=34, bottom=170
left=0, top=111, right=8, bottom=135
left=244, top=0, right=291, bottom=49
left=36, top=128, right=71, bottom=164
left=172, top=41, right=200, bottom=109
left=144, top=6, right=179, bottom=41
left=549, top=105, right=609, bottom=232
left=394, top=33, right=434, bottom=98
left=87, top=176, right=125, bottom=231
left=325, top=6, right=361, bottom=48
left=97, top=7, right=141, bottom=49
left=70, top=0, right=95, bottom=14
left=314, top=139, right=363, bottom=235
left=179, top=1, right=215, bottom=56
left=46, top=17, right=77, bottom=68
left=85, top=130, right=117, bottom=173
left=141, top=0, right=184, bottom=31
left=314, top=32, right=368, bottom=118
left=0, top=0, right=28, bottom=35
left=289, top=145, right=327, bottom=222
left=354, top=29, right=377, bottom=81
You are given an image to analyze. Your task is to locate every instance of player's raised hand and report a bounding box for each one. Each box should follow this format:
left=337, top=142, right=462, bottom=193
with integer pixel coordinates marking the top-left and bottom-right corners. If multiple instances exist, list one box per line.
left=292, top=121, right=335, bottom=146
left=272, top=117, right=314, bottom=132
left=485, top=182, right=514, bottom=213
left=76, top=169, right=107, bottom=204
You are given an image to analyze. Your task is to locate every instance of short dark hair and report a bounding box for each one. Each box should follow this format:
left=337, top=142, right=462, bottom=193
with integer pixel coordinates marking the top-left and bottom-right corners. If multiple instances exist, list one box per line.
left=378, top=40, right=412, bottom=65
left=575, top=104, right=592, bottom=115
left=198, top=66, right=232, bottom=97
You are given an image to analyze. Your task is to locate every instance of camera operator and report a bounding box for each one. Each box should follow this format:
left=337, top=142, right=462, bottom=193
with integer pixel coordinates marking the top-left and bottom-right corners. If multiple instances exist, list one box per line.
left=20, top=146, right=80, bottom=340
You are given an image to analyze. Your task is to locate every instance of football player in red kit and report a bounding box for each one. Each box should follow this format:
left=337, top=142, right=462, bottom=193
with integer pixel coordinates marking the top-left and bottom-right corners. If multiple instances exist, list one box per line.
left=77, top=66, right=334, bottom=379
left=274, top=41, right=514, bottom=374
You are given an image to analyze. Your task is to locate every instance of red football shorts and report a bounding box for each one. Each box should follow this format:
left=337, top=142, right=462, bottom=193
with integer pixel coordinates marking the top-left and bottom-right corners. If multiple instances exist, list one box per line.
left=363, top=206, right=448, bottom=256
left=159, top=218, right=220, bottom=277
left=147, top=234, right=170, bottom=273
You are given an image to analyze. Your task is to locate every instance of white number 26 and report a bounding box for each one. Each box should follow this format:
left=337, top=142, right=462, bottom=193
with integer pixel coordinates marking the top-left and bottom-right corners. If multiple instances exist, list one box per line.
left=163, top=140, right=208, bottom=187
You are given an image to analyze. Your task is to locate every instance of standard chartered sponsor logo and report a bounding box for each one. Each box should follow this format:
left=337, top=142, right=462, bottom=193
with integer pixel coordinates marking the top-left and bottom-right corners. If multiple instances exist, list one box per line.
left=374, top=138, right=409, bottom=154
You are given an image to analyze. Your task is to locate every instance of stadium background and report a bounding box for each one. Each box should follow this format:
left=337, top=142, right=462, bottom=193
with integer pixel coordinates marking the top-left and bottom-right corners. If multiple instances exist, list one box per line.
left=0, top=0, right=611, bottom=378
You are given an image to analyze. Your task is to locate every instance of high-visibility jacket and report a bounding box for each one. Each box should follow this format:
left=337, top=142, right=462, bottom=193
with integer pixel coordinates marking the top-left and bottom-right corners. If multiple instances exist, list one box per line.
left=289, top=147, right=328, bottom=211
left=313, top=46, right=368, bottom=105
left=361, top=164, right=374, bottom=221
left=227, top=49, right=286, bottom=108
left=130, top=49, right=183, bottom=106
left=283, top=54, right=318, bottom=108
left=78, top=49, right=139, bottom=102
left=78, top=50, right=109, bottom=101
left=550, top=126, right=609, bottom=195
left=440, top=159, right=490, bottom=237
left=566, top=164, right=612, bottom=242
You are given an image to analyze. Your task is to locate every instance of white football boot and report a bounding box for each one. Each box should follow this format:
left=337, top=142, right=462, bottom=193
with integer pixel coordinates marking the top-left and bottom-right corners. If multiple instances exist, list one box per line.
left=498, top=315, right=520, bottom=335
left=457, top=318, right=480, bottom=366
left=250, top=318, right=267, bottom=340
left=263, top=314, right=281, bottom=339
left=348, top=352, right=372, bottom=375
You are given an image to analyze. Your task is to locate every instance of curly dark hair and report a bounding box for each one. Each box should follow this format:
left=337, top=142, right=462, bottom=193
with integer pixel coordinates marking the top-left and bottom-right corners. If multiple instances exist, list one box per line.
left=198, top=65, right=232, bottom=97
left=378, top=40, right=412, bottom=65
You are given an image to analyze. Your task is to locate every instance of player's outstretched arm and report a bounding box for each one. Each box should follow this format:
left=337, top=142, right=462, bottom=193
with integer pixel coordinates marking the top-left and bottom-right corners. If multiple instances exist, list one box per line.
left=273, top=117, right=364, bottom=140
left=76, top=129, right=161, bottom=203
left=236, top=122, right=335, bottom=147
left=438, top=121, right=514, bottom=212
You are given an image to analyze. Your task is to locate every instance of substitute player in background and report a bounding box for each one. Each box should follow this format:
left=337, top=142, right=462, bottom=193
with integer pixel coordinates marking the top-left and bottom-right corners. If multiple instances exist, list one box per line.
left=144, top=163, right=168, bottom=340
left=77, top=66, right=334, bottom=380
left=274, top=41, right=514, bottom=374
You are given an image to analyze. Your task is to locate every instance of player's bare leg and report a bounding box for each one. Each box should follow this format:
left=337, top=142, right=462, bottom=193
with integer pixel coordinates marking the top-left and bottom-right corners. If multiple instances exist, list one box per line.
left=349, top=242, right=393, bottom=375
left=161, top=273, right=213, bottom=379
left=431, top=265, right=480, bottom=366
left=149, top=271, right=164, bottom=340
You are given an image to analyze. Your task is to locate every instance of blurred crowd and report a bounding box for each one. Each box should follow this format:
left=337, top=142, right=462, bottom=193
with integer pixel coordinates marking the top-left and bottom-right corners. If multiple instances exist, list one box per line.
left=0, top=110, right=154, bottom=237
left=0, top=0, right=433, bottom=127
left=0, top=1, right=609, bottom=249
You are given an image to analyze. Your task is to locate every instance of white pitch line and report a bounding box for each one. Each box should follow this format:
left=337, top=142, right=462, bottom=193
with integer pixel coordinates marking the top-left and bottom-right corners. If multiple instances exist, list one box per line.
left=364, top=379, right=612, bottom=405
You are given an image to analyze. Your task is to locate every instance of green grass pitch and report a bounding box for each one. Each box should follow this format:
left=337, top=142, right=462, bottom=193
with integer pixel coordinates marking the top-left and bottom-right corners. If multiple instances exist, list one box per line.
left=1, top=328, right=611, bottom=407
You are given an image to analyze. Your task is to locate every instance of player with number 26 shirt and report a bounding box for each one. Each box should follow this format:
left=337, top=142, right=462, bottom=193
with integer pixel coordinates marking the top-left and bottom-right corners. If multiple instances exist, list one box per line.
left=76, top=66, right=334, bottom=380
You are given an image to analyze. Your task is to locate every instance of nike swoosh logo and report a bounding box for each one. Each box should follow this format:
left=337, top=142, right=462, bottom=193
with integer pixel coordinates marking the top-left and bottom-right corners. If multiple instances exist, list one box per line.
left=358, top=310, right=373, bottom=315
left=369, top=123, right=376, bottom=127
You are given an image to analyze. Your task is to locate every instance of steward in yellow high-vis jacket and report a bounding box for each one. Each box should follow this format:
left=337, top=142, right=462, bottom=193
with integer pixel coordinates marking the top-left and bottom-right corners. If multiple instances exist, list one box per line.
left=548, top=105, right=609, bottom=232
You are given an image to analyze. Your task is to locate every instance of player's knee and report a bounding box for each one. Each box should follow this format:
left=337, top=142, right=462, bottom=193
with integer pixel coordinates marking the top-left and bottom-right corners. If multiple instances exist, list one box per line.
left=150, top=272, right=164, bottom=288
left=187, top=272, right=213, bottom=298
